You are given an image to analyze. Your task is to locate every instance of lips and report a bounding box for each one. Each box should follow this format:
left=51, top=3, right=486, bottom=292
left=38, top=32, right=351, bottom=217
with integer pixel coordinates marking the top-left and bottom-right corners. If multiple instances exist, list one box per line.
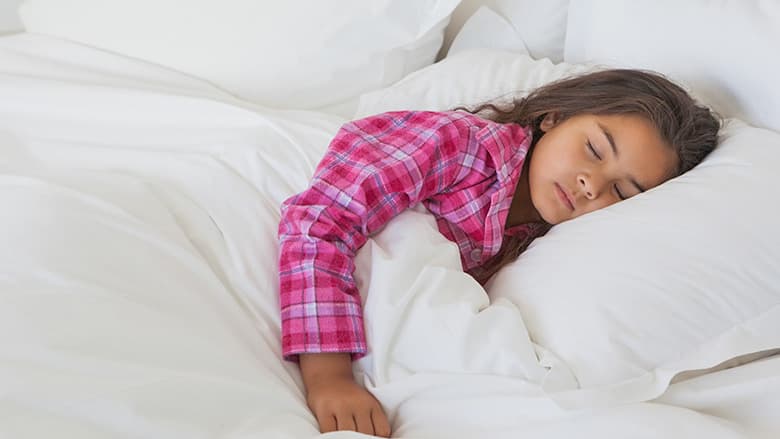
left=555, top=183, right=575, bottom=211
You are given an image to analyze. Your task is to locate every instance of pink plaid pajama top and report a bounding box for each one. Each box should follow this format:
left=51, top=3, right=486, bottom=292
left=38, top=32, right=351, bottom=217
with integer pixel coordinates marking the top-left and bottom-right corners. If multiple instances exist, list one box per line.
left=278, top=110, right=546, bottom=360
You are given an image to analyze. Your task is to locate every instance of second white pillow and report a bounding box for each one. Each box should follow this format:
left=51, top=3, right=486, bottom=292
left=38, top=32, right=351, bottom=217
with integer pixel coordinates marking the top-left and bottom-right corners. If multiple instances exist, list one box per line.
left=356, top=49, right=594, bottom=117
left=487, top=120, right=780, bottom=407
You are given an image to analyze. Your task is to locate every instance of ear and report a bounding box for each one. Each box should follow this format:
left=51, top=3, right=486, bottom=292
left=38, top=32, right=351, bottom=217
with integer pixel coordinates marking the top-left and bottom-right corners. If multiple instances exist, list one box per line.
left=540, top=112, right=560, bottom=132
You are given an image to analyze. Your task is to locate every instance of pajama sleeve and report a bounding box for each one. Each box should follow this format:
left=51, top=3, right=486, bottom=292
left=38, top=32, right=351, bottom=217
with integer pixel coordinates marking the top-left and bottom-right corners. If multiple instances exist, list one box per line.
left=277, top=110, right=482, bottom=360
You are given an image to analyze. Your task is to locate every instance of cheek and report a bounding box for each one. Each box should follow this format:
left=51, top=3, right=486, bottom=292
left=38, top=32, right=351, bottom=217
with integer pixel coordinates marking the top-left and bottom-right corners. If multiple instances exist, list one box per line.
left=527, top=149, right=557, bottom=202
left=530, top=150, right=578, bottom=189
left=528, top=143, right=558, bottom=180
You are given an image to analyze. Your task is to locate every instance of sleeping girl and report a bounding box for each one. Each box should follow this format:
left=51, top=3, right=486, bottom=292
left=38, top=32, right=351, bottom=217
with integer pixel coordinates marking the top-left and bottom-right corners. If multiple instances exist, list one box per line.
left=277, top=69, right=720, bottom=437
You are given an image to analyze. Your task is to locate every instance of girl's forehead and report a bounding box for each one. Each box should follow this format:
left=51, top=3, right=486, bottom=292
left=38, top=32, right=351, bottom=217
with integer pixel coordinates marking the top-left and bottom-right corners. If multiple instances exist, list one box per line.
left=578, top=113, right=663, bottom=144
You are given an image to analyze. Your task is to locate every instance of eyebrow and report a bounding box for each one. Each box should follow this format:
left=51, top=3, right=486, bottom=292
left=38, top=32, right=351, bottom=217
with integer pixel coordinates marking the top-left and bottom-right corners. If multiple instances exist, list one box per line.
left=597, top=122, right=647, bottom=193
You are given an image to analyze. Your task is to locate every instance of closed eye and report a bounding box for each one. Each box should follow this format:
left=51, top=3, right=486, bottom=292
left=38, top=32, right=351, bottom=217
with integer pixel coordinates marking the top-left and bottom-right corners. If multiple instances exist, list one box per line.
left=615, top=185, right=627, bottom=200
left=587, top=140, right=602, bottom=160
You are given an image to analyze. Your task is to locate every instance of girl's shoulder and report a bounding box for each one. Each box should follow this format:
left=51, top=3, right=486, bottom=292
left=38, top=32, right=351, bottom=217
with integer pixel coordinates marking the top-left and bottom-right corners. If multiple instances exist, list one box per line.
left=346, top=110, right=531, bottom=153
left=358, top=109, right=517, bottom=130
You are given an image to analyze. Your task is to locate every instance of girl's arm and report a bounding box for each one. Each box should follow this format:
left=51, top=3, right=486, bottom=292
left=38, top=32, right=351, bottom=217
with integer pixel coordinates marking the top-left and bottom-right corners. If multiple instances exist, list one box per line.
left=277, top=110, right=530, bottom=435
left=278, top=111, right=479, bottom=361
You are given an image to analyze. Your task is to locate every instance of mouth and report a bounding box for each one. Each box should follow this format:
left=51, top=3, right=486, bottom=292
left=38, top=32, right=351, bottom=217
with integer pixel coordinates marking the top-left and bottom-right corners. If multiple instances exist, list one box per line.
left=555, top=183, right=575, bottom=211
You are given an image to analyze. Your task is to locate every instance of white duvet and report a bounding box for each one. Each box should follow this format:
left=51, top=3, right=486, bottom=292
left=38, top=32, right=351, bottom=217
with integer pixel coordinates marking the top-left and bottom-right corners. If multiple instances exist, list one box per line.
left=1, top=34, right=778, bottom=439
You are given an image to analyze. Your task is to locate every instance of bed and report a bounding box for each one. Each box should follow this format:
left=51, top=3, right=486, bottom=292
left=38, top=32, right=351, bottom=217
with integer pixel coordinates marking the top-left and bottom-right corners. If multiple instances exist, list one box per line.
left=1, top=1, right=779, bottom=438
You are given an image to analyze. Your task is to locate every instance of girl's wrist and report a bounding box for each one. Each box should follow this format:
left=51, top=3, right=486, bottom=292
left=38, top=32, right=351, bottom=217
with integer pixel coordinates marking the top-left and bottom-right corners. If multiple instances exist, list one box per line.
left=299, top=352, right=354, bottom=387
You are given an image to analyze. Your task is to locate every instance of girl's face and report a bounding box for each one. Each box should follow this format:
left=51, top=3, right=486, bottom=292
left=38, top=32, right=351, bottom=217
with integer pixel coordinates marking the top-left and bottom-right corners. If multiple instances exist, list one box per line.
left=528, top=113, right=679, bottom=225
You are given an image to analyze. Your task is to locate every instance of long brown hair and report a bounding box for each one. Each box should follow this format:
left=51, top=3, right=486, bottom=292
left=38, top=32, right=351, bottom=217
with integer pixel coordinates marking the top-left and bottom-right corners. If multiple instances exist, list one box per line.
left=461, top=69, right=721, bottom=284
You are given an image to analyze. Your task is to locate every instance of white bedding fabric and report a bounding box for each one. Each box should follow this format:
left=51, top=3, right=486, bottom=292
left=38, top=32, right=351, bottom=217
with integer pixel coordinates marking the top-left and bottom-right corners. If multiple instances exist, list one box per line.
left=563, top=0, right=780, bottom=133
left=1, top=34, right=778, bottom=439
left=18, top=0, right=461, bottom=111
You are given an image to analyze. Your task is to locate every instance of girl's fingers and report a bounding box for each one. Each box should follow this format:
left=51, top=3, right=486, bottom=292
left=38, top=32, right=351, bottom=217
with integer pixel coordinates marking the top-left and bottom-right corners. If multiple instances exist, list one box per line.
left=335, top=412, right=357, bottom=432
left=318, top=414, right=338, bottom=434
left=371, top=406, right=392, bottom=438
left=354, top=411, right=376, bottom=436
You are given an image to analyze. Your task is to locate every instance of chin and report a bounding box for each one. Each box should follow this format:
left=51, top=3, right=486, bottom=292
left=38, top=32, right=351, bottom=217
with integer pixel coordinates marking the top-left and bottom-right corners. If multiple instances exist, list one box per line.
left=531, top=188, right=566, bottom=225
left=535, top=201, right=564, bottom=225
left=544, top=214, right=565, bottom=225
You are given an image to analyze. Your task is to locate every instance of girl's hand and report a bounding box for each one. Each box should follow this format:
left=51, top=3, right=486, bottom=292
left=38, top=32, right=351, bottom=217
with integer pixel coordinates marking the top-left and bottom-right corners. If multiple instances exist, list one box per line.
left=305, top=373, right=391, bottom=437
left=299, top=353, right=391, bottom=437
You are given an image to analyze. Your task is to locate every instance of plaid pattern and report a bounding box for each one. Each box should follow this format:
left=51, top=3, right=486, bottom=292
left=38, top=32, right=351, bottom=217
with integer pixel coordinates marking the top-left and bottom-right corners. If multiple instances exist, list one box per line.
left=278, top=110, right=543, bottom=360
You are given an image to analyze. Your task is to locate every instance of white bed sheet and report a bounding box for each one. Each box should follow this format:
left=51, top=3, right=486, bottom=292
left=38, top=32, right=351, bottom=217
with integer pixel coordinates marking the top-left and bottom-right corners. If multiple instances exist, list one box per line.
left=1, top=33, right=777, bottom=439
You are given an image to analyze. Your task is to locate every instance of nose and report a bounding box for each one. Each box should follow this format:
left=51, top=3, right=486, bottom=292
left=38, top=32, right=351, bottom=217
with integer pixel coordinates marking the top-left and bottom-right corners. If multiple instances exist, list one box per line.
left=577, top=173, right=605, bottom=200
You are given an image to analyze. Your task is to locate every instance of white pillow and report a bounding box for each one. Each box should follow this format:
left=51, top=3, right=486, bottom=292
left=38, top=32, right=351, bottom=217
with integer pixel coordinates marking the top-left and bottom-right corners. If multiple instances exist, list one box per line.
left=563, top=0, right=780, bottom=132
left=444, top=0, right=571, bottom=61
left=487, top=119, right=780, bottom=407
left=447, top=6, right=530, bottom=56
left=491, top=0, right=570, bottom=62
left=18, top=0, right=460, bottom=110
left=355, top=48, right=780, bottom=407
left=355, top=48, right=595, bottom=117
